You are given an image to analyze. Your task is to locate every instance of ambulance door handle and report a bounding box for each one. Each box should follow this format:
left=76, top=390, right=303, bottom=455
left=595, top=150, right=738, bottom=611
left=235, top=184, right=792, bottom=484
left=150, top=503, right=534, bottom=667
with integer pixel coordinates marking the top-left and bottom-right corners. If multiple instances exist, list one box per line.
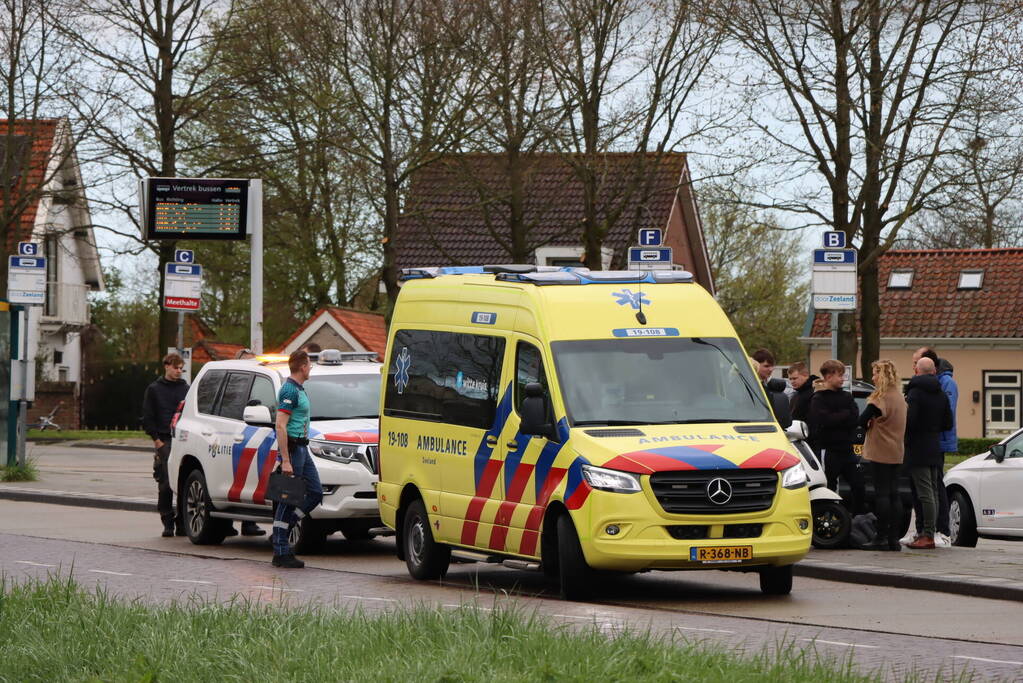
left=506, top=440, right=518, bottom=449
left=486, top=435, right=498, bottom=446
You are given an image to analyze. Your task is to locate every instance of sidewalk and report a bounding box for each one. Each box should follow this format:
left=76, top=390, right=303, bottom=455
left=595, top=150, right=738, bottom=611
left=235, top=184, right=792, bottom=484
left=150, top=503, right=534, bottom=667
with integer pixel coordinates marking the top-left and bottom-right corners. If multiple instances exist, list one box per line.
left=4, top=440, right=1023, bottom=602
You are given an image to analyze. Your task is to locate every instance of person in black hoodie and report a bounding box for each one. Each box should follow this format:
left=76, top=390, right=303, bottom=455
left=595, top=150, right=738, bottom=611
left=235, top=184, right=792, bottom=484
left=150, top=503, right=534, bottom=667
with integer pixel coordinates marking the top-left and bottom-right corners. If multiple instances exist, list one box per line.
left=787, top=361, right=819, bottom=422
left=903, top=356, right=953, bottom=549
left=142, top=353, right=191, bottom=536
left=807, top=359, right=865, bottom=513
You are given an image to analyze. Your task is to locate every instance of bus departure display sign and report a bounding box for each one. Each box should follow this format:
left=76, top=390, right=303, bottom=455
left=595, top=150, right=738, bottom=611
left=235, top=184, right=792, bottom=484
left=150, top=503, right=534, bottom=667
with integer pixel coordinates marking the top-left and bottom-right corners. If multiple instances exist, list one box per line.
left=143, top=177, right=249, bottom=241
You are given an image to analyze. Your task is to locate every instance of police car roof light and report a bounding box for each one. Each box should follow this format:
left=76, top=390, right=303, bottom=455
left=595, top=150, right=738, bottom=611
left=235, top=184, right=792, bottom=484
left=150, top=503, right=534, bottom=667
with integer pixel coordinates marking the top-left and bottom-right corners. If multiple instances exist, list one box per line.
left=256, top=354, right=290, bottom=364
left=316, top=349, right=379, bottom=365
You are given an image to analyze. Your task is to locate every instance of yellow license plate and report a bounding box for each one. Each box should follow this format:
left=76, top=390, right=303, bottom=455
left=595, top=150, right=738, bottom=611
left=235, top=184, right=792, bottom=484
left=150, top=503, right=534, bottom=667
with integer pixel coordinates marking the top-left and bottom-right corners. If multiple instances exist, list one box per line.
left=853, top=444, right=863, bottom=455
left=690, top=545, right=753, bottom=563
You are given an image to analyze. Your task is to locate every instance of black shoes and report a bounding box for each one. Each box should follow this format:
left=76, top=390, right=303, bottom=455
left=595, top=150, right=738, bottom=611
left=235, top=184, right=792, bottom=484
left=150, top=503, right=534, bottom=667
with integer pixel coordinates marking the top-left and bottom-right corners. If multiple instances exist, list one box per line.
left=272, top=554, right=305, bottom=569
left=241, top=522, right=266, bottom=536
left=861, top=540, right=901, bottom=551
left=162, top=527, right=174, bottom=537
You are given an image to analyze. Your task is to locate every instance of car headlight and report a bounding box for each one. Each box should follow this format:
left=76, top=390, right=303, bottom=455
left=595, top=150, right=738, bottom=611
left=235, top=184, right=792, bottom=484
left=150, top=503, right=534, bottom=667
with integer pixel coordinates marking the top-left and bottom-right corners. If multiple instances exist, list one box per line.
left=581, top=464, right=641, bottom=493
left=309, top=439, right=360, bottom=464
left=781, top=462, right=808, bottom=489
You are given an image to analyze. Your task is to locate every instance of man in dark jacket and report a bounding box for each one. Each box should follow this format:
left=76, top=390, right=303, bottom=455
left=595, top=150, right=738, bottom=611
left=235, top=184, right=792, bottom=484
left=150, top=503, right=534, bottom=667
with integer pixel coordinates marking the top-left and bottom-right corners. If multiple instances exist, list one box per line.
left=142, top=353, right=190, bottom=536
left=807, top=359, right=865, bottom=513
left=787, top=361, right=819, bottom=422
left=903, top=356, right=954, bottom=549
left=752, top=348, right=792, bottom=429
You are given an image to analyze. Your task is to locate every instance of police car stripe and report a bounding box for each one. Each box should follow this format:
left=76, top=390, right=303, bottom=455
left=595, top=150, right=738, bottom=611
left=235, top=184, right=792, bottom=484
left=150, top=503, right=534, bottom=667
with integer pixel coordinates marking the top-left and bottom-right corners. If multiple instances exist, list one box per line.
left=251, top=433, right=279, bottom=504
left=227, top=426, right=260, bottom=502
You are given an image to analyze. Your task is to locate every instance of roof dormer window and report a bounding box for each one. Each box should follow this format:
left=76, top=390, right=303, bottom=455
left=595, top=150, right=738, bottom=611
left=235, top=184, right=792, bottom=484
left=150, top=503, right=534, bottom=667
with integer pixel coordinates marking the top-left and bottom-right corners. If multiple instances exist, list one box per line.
left=958, top=270, right=984, bottom=290
left=888, top=269, right=914, bottom=289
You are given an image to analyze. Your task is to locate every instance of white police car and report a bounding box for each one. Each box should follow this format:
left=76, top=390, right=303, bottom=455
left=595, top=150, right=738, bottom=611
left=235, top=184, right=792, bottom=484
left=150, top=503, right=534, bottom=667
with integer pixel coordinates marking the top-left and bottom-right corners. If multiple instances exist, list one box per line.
left=168, top=350, right=382, bottom=552
left=945, top=427, right=1023, bottom=546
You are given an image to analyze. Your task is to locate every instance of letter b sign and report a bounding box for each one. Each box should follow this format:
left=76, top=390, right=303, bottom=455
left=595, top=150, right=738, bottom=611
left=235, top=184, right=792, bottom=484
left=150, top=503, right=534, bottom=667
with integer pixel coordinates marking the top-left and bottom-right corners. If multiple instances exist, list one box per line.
left=823, top=231, right=846, bottom=248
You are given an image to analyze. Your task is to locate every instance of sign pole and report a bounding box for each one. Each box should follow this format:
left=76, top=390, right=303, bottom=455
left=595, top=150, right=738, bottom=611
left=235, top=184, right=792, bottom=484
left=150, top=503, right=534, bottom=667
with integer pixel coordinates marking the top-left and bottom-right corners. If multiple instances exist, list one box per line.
left=830, top=312, right=839, bottom=361
left=250, top=179, right=263, bottom=354
left=177, top=311, right=184, bottom=354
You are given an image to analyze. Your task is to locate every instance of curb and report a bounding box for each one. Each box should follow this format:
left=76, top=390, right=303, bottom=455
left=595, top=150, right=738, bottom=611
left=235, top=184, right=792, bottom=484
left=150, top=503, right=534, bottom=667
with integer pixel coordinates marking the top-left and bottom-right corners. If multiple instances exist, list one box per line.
left=0, top=488, right=156, bottom=513
left=793, top=562, right=1023, bottom=603
left=69, top=442, right=152, bottom=453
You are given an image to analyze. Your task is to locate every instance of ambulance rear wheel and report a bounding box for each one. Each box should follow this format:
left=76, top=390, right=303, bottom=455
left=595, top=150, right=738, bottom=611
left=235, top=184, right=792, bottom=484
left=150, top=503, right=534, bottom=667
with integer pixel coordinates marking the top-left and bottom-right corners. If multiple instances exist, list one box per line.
left=183, top=469, right=228, bottom=545
left=557, top=513, right=594, bottom=601
left=759, top=565, right=793, bottom=595
left=403, top=499, right=450, bottom=580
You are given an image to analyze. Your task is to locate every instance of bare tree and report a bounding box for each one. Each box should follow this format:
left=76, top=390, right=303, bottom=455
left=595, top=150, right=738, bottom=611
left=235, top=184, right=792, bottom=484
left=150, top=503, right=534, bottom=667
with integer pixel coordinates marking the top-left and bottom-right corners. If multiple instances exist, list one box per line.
left=305, top=0, right=485, bottom=307
left=711, top=0, right=1014, bottom=378
left=536, top=0, right=725, bottom=269
left=62, top=0, right=234, bottom=355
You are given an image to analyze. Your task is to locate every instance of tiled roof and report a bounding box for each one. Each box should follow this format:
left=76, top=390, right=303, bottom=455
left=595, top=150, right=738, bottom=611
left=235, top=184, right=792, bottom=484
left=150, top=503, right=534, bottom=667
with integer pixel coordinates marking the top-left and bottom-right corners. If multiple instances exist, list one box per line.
left=279, top=306, right=388, bottom=357
left=397, top=152, right=690, bottom=268
left=193, top=339, right=247, bottom=363
left=1, top=119, right=59, bottom=250
left=808, top=248, right=1023, bottom=338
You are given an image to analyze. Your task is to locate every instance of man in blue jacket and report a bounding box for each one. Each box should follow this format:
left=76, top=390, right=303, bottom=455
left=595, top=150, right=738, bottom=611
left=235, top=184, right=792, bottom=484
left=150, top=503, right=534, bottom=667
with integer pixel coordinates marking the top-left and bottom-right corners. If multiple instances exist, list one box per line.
left=907, top=347, right=957, bottom=547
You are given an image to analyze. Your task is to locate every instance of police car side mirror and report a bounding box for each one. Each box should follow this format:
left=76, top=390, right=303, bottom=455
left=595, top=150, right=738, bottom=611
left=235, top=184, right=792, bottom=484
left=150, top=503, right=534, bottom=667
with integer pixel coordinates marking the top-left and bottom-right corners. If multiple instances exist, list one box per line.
left=990, top=443, right=1006, bottom=463
left=243, top=404, right=274, bottom=427
left=520, top=382, right=556, bottom=440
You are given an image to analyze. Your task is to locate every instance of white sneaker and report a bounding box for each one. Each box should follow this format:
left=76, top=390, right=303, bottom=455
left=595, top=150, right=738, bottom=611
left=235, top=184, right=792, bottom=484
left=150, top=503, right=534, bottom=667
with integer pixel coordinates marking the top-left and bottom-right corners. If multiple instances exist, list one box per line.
left=899, top=532, right=917, bottom=546
left=934, top=532, right=952, bottom=548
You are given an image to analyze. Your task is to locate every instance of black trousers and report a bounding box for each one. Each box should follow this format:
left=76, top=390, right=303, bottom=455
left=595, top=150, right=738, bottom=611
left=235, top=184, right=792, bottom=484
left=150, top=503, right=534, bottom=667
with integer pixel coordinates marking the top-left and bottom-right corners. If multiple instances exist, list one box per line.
left=153, top=441, right=176, bottom=528
left=870, top=461, right=902, bottom=546
left=823, top=449, right=865, bottom=514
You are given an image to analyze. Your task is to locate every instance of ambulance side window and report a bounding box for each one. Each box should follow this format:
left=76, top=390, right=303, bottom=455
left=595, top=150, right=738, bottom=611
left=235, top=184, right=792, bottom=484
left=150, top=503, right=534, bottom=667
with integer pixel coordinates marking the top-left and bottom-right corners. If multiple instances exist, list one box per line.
left=515, top=342, right=549, bottom=414
left=196, top=370, right=226, bottom=415
left=384, top=329, right=505, bottom=429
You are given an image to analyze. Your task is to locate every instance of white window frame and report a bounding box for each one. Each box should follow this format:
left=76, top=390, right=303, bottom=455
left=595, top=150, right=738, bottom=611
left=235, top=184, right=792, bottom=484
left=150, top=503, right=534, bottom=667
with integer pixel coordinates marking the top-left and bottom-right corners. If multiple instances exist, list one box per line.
left=888, top=269, right=913, bottom=289
left=958, top=270, right=984, bottom=289
left=534, top=246, right=613, bottom=270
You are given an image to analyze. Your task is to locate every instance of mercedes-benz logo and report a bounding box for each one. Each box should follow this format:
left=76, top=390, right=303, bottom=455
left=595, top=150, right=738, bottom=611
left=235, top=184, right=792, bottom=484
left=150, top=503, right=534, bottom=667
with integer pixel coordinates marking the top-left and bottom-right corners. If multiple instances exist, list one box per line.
left=706, top=477, right=733, bottom=505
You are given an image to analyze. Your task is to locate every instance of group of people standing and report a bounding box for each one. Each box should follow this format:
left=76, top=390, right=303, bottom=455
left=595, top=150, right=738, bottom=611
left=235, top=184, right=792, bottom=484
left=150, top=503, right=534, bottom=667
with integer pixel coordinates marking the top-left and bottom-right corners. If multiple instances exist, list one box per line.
left=757, top=347, right=957, bottom=551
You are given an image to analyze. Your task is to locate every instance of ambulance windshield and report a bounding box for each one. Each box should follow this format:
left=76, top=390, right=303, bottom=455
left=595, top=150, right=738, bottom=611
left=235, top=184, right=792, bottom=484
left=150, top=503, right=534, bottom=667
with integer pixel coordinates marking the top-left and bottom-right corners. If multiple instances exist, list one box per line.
left=551, top=337, right=773, bottom=426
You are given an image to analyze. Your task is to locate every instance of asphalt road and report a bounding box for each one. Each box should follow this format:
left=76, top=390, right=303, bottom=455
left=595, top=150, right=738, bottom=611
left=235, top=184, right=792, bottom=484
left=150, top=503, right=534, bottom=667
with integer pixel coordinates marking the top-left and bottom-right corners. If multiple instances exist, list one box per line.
left=2, top=501, right=1023, bottom=681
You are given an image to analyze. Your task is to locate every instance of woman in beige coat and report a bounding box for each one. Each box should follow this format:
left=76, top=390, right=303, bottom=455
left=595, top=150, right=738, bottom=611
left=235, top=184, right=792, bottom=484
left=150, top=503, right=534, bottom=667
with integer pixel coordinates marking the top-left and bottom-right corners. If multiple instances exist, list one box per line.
left=858, top=359, right=908, bottom=551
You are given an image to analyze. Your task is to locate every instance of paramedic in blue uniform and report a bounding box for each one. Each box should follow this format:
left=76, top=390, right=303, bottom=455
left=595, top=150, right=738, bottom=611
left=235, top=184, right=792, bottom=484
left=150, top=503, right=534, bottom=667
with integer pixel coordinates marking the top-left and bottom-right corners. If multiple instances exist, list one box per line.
left=271, top=349, right=324, bottom=568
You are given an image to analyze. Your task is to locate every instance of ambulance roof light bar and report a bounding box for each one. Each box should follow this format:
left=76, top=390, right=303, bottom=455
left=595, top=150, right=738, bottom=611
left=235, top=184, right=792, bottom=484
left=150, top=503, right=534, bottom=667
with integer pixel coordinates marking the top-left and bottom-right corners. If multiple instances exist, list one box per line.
left=397, top=265, right=693, bottom=285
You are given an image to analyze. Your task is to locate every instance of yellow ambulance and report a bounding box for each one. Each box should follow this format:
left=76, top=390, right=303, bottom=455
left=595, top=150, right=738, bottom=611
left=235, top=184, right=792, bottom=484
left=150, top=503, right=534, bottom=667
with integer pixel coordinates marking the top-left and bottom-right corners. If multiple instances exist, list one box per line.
left=377, top=266, right=811, bottom=599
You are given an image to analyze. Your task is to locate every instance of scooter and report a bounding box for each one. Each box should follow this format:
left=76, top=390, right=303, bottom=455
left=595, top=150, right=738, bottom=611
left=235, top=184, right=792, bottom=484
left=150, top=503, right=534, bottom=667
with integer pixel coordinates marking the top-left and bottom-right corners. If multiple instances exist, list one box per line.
left=786, top=420, right=851, bottom=549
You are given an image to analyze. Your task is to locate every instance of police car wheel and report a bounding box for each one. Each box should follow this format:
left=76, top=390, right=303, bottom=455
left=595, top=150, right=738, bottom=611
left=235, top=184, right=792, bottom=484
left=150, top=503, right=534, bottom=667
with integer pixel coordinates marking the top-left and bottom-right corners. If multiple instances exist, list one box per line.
left=949, top=490, right=978, bottom=547
left=759, top=565, right=793, bottom=595
left=402, top=499, right=450, bottom=580
left=811, top=500, right=851, bottom=549
left=183, top=469, right=227, bottom=545
left=556, top=513, right=593, bottom=601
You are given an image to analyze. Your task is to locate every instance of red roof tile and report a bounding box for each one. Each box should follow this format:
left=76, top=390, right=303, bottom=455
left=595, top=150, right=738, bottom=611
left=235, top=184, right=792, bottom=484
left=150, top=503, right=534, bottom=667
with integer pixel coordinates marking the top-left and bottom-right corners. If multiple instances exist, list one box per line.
left=808, top=248, right=1023, bottom=338
left=279, top=307, right=388, bottom=357
left=397, top=152, right=690, bottom=268
left=1, top=119, right=59, bottom=250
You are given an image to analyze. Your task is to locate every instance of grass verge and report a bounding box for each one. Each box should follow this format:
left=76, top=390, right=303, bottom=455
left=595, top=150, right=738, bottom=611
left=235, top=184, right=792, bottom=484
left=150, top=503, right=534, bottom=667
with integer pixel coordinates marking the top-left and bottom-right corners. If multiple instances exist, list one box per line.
left=0, top=575, right=888, bottom=683
left=27, top=429, right=147, bottom=441
left=0, top=459, right=38, bottom=482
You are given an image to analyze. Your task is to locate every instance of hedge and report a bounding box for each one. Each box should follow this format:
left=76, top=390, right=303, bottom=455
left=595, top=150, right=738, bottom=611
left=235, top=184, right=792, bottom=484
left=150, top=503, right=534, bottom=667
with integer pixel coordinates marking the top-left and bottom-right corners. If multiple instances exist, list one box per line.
left=957, top=438, right=1000, bottom=456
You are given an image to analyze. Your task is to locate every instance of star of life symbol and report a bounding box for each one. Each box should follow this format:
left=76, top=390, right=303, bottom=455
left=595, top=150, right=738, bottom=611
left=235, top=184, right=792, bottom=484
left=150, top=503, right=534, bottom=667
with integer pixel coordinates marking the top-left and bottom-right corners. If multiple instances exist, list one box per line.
left=612, top=288, right=650, bottom=310
left=394, top=347, right=411, bottom=394
left=706, top=477, right=733, bottom=505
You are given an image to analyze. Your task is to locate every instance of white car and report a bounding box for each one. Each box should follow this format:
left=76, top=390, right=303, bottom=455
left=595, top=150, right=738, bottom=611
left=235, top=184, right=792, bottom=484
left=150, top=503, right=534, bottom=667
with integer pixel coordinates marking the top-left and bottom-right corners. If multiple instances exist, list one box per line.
left=945, top=427, right=1023, bottom=546
left=168, top=350, right=383, bottom=552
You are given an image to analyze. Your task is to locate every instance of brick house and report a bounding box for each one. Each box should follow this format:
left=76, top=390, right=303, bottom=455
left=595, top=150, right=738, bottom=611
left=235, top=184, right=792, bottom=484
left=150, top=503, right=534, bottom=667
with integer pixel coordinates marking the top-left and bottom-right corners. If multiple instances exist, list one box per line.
left=801, top=248, right=1023, bottom=438
left=396, top=152, right=714, bottom=292
left=279, top=307, right=387, bottom=358
left=2, top=119, right=104, bottom=429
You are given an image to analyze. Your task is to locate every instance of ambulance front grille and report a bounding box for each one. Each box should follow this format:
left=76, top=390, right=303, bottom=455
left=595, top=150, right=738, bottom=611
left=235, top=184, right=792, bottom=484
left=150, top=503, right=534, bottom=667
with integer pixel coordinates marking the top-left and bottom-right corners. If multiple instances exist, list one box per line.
left=649, top=469, right=778, bottom=514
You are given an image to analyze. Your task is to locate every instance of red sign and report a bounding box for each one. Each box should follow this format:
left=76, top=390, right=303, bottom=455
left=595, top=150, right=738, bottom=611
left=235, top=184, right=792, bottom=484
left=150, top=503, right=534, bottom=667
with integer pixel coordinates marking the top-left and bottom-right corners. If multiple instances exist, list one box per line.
left=164, top=296, right=200, bottom=311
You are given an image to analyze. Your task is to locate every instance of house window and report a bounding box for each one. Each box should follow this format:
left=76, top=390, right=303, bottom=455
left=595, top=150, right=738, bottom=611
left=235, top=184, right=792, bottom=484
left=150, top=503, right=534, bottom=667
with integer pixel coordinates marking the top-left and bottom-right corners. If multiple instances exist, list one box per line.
left=534, top=246, right=614, bottom=270
left=958, top=270, right=984, bottom=289
left=887, top=269, right=913, bottom=289
left=53, top=350, right=63, bottom=364
left=984, top=371, right=1022, bottom=438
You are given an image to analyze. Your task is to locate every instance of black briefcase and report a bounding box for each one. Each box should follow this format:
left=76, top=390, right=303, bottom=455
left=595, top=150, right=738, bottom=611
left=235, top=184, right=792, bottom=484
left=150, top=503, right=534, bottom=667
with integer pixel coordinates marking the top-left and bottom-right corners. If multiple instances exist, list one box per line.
left=266, top=473, right=306, bottom=506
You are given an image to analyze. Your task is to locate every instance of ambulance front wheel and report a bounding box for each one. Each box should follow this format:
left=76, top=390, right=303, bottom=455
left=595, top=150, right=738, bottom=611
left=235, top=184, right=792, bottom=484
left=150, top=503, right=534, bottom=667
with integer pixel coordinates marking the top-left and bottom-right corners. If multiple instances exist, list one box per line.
left=759, top=564, right=793, bottom=596
left=402, top=499, right=450, bottom=580
left=557, top=513, right=594, bottom=601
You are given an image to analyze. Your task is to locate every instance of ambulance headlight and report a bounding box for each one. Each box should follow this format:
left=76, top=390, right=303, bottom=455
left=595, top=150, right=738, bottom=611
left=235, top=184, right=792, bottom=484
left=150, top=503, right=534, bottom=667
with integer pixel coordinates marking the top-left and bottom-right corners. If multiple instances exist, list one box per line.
left=309, top=439, right=359, bottom=464
left=581, top=464, right=641, bottom=493
left=781, top=463, right=809, bottom=489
